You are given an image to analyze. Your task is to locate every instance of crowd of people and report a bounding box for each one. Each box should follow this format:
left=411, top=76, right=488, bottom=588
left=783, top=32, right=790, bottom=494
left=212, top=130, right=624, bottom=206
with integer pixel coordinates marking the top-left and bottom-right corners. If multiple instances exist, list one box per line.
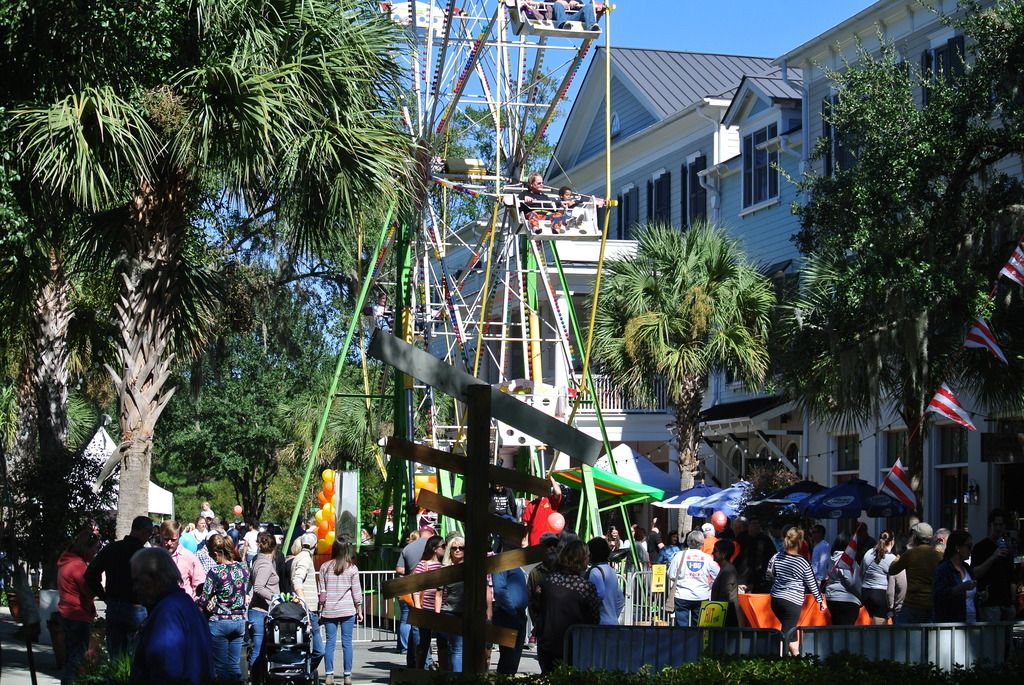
left=49, top=489, right=1022, bottom=683
left=53, top=507, right=368, bottom=685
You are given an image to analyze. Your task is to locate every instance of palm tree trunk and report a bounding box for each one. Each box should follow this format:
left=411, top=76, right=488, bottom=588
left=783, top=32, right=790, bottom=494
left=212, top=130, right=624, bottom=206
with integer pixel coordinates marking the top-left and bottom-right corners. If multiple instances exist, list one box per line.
left=903, top=399, right=927, bottom=518
left=32, top=249, right=72, bottom=456
left=673, top=378, right=705, bottom=535
left=109, top=180, right=183, bottom=537
left=12, top=362, right=38, bottom=468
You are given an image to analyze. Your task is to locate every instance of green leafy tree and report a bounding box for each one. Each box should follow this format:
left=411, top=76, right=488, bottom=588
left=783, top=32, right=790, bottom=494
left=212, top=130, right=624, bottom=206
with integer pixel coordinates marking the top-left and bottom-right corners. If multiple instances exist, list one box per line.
left=155, top=286, right=332, bottom=521
left=781, top=3, right=1024, bottom=509
left=9, top=0, right=410, bottom=536
left=592, top=222, right=775, bottom=531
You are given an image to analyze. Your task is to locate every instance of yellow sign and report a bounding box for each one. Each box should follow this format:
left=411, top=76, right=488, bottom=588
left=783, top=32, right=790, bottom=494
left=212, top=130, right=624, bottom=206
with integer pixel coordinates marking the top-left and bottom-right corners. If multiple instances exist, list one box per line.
left=651, top=564, right=667, bottom=593
left=698, top=600, right=728, bottom=627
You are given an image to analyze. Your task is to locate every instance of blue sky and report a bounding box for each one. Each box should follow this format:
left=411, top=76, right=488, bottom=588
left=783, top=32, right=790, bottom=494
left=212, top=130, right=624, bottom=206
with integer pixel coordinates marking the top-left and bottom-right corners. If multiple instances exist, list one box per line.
left=603, top=1, right=877, bottom=55
left=546, top=0, right=877, bottom=139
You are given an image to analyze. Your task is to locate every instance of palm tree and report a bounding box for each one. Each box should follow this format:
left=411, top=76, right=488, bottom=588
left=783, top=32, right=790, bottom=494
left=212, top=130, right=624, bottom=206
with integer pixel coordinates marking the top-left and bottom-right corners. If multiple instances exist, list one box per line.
left=12, top=0, right=410, bottom=536
left=592, top=222, right=775, bottom=532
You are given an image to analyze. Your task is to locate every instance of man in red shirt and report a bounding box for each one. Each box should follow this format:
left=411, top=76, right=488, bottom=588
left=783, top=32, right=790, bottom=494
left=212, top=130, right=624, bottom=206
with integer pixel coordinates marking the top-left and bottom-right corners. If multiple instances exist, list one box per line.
left=522, top=476, right=564, bottom=546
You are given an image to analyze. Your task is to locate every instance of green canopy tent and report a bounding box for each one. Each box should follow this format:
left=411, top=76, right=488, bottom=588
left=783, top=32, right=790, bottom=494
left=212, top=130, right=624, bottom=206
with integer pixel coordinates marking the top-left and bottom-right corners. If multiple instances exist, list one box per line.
left=553, top=466, right=666, bottom=533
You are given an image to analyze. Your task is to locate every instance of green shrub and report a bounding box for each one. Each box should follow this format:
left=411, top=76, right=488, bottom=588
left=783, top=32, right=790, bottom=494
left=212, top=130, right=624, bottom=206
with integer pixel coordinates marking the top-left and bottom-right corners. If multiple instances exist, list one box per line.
left=409, top=654, right=1024, bottom=685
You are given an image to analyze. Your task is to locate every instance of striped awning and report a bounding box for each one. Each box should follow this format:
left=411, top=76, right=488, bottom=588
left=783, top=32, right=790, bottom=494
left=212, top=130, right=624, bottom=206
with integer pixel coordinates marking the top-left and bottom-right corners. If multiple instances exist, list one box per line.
left=553, top=466, right=666, bottom=503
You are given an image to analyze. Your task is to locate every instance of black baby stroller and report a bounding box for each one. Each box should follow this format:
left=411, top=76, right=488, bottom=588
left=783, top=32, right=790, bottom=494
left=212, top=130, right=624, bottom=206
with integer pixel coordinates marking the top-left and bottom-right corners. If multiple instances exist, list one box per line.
left=249, top=593, right=321, bottom=684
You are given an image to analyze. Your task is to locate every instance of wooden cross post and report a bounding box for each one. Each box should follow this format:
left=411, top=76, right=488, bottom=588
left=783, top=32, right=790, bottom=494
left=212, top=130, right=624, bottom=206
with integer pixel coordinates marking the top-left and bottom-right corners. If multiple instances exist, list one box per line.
left=462, top=383, right=491, bottom=673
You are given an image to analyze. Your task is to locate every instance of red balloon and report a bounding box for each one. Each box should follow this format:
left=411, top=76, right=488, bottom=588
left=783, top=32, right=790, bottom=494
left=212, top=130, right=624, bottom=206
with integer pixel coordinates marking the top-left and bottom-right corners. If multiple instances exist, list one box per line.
left=232, top=505, right=243, bottom=516
left=711, top=511, right=728, bottom=533
left=547, top=511, right=565, bottom=533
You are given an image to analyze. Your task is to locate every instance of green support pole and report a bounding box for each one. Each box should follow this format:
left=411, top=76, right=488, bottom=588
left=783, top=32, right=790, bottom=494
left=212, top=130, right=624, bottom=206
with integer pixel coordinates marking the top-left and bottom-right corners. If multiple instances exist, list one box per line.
left=550, top=243, right=639, bottom=569
left=285, top=202, right=396, bottom=543
left=393, top=219, right=416, bottom=533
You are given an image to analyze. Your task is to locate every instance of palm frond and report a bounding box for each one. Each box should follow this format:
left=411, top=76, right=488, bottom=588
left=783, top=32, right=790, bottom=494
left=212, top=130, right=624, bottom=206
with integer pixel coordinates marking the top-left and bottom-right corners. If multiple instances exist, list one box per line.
left=13, top=87, right=157, bottom=212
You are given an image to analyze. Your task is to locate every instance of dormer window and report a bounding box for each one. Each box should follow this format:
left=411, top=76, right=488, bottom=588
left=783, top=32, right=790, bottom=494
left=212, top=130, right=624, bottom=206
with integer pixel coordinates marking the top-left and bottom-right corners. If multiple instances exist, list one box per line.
left=742, top=122, right=778, bottom=208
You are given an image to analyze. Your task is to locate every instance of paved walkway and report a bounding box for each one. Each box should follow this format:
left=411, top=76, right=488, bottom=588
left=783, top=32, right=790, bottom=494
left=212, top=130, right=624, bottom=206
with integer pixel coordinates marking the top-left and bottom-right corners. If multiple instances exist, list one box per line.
left=0, top=606, right=542, bottom=684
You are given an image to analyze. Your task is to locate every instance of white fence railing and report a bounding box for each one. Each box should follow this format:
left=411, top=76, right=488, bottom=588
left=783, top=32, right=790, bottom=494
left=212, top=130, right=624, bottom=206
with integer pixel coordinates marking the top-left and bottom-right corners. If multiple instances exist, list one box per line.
left=351, top=569, right=667, bottom=643
left=577, top=375, right=669, bottom=414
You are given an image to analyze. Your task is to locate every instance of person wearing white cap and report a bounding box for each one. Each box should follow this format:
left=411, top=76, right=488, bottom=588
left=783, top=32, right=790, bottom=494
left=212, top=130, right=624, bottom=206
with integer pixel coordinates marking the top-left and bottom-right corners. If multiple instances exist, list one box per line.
left=291, top=533, right=325, bottom=661
left=889, top=522, right=941, bottom=624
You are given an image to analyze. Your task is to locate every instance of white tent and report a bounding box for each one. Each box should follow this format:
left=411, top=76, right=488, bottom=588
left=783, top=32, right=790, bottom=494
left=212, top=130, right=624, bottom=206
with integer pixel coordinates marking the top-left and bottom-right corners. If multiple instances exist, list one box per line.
left=84, top=427, right=174, bottom=516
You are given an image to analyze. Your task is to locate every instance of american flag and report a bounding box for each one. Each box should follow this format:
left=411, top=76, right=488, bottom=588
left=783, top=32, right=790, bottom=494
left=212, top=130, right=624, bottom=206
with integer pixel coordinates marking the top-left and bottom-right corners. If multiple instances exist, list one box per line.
left=879, top=458, right=916, bottom=510
left=926, top=383, right=977, bottom=431
left=1000, top=245, right=1024, bottom=287
left=964, top=318, right=1008, bottom=364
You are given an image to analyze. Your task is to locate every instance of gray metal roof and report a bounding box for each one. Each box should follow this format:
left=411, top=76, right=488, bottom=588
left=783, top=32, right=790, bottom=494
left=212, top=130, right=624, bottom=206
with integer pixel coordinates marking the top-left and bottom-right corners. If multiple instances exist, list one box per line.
left=607, top=47, right=775, bottom=118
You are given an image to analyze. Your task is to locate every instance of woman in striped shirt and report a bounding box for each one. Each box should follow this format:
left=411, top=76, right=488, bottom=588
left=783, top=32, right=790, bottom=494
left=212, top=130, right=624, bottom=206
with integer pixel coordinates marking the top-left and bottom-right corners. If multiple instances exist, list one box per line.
left=412, top=535, right=446, bottom=668
left=766, top=527, right=825, bottom=656
left=318, top=540, right=362, bottom=685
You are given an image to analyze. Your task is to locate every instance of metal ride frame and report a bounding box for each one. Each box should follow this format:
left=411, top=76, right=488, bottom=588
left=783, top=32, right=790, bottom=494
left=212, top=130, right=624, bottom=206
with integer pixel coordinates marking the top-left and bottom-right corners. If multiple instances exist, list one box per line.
left=286, top=1, right=640, bottom=564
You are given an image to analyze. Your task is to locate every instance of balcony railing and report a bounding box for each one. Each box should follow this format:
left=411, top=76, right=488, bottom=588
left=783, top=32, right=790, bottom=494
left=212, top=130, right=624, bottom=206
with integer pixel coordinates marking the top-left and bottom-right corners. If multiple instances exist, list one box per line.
left=576, top=374, right=669, bottom=414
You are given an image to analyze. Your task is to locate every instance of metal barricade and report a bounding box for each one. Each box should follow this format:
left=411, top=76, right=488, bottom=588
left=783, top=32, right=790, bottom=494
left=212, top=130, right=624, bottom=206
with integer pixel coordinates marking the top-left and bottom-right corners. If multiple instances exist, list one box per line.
left=355, top=569, right=398, bottom=643
left=622, top=570, right=673, bottom=626
left=798, top=622, right=1017, bottom=670
left=565, top=625, right=785, bottom=670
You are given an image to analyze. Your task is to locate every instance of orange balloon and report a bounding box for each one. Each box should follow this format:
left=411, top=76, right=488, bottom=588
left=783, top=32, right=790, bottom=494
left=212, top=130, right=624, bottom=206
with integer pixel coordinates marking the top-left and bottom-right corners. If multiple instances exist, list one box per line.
left=323, top=481, right=334, bottom=497
left=318, top=520, right=329, bottom=537
left=316, top=539, right=331, bottom=554
left=327, top=516, right=335, bottom=531
left=317, top=492, right=328, bottom=506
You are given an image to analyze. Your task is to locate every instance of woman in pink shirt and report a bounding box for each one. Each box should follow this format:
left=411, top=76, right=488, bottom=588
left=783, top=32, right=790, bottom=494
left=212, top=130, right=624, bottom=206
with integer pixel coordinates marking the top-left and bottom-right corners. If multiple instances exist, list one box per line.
left=318, top=540, right=363, bottom=685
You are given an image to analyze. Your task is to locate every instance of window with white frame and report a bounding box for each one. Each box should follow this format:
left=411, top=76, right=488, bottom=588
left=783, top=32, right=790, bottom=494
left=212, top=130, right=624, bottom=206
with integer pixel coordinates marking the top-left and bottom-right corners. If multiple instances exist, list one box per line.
left=615, top=185, right=639, bottom=239
left=742, top=122, right=779, bottom=208
left=884, top=429, right=907, bottom=468
left=937, top=425, right=967, bottom=464
left=920, top=35, right=965, bottom=105
left=835, top=434, right=859, bottom=472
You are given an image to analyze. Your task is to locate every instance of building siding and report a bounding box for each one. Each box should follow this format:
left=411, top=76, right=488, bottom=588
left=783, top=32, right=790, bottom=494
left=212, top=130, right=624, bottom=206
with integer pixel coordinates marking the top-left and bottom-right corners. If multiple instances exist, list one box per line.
left=575, top=75, right=657, bottom=167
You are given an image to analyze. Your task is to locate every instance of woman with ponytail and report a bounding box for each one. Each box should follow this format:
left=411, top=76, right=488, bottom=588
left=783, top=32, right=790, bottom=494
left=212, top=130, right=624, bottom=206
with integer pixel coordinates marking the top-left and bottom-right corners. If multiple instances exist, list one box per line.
left=861, top=530, right=897, bottom=624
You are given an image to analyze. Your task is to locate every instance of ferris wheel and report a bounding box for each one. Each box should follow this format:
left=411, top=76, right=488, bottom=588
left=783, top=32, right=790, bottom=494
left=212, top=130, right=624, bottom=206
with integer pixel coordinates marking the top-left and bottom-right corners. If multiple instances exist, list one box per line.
left=379, top=0, right=608, bottom=458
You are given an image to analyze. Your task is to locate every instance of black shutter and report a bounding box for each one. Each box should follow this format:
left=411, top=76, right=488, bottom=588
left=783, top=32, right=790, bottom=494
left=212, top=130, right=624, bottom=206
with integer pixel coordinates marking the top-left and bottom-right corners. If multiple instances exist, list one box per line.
left=920, top=49, right=933, bottom=105
left=742, top=134, right=753, bottom=207
left=654, top=172, right=671, bottom=223
left=948, top=35, right=965, bottom=81
left=646, top=179, right=654, bottom=222
left=690, top=155, right=707, bottom=224
left=629, top=186, right=639, bottom=234
left=821, top=99, right=833, bottom=177
left=616, top=194, right=623, bottom=240
left=680, top=163, right=688, bottom=228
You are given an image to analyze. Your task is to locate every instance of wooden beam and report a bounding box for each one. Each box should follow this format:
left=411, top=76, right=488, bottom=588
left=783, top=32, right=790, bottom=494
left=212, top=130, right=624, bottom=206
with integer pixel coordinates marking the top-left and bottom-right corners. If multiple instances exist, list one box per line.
left=405, top=607, right=519, bottom=648
left=368, top=331, right=604, bottom=465
left=385, top=437, right=551, bottom=497
left=381, top=546, right=545, bottom=598
left=416, top=489, right=526, bottom=542
left=463, top=383, right=490, bottom=673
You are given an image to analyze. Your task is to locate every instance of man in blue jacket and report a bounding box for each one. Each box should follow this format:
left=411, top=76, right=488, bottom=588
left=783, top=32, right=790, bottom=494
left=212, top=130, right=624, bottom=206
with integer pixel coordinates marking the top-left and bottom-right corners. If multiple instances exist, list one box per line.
left=129, top=547, right=214, bottom=685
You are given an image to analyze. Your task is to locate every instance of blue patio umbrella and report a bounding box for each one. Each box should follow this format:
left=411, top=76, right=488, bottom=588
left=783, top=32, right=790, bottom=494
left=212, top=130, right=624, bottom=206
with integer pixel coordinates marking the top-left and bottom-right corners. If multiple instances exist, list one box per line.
left=798, top=479, right=907, bottom=519
left=686, top=481, right=751, bottom=518
left=747, top=480, right=826, bottom=508
left=653, top=482, right=721, bottom=509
